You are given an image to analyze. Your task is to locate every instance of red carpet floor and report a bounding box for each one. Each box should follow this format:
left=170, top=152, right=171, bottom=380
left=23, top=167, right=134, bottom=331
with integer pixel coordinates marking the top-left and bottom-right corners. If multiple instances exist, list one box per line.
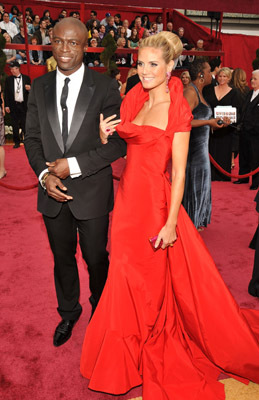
left=0, top=145, right=258, bottom=400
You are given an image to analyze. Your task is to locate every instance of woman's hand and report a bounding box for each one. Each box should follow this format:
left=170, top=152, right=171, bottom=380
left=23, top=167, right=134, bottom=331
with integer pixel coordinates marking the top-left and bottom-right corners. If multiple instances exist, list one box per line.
left=100, top=113, right=121, bottom=144
left=209, top=118, right=225, bottom=129
left=155, top=224, right=177, bottom=250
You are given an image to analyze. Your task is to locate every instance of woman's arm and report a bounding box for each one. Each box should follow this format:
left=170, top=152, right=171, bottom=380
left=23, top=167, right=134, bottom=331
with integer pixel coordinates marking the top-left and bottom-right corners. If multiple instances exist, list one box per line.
left=155, top=131, right=190, bottom=249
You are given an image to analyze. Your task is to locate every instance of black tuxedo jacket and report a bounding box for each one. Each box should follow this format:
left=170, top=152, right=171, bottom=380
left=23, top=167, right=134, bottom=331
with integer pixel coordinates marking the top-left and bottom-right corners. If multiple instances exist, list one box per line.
left=4, top=73, right=31, bottom=111
left=240, top=90, right=259, bottom=135
left=25, top=66, right=126, bottom=219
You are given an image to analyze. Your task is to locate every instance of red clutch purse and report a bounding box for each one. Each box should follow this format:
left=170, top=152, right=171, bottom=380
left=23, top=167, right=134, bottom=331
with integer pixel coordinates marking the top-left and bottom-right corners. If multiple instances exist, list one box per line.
left=149, top=235, right=162, bottom=251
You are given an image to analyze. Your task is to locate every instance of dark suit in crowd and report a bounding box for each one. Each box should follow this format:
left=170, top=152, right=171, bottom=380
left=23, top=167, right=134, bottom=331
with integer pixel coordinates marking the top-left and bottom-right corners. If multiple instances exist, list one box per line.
left=238, top=90, right=259, bottom=188
left=5, top=69, right=31, bottom=146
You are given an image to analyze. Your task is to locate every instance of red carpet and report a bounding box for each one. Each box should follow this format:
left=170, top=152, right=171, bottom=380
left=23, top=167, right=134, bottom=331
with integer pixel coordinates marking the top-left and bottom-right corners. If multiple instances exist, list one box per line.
left=0, top=146, right=258, bottom=400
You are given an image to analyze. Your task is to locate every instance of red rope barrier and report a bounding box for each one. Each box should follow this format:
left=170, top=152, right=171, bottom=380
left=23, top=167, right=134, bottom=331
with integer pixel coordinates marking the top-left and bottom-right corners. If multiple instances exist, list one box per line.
left=209, top=155, right=259, bottom=179
left=0, top=175, right=121, bottom=191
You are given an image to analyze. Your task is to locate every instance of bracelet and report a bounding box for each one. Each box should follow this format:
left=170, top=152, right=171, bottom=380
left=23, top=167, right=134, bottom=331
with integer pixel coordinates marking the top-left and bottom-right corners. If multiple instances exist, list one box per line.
left=41, top=172, right=50, bottom=190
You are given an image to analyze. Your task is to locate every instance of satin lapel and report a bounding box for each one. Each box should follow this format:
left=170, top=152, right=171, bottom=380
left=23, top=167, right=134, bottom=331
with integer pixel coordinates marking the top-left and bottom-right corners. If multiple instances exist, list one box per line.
left=250, top=92, right=259, bottom=107
left=44, top=72, right=64, bottom=153
left=66, top=67, right=95, bottom=152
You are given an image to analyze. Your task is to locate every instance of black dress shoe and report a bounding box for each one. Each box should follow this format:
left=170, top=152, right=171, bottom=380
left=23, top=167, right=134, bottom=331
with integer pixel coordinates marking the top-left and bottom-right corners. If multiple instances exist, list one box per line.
left=13, top=143, right=20, bottom=149
left=250, top=185, right=259, bottom=190
left=233, top=179, right=249, bottom=184
left=53, top=317, right=80, bottom=347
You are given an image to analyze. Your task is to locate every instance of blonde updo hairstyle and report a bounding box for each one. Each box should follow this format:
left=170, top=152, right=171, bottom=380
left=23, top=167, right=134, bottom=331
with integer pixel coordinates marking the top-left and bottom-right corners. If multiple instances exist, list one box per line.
left=139, top=31, right=183, bottom=63
left=217, top=67, right=232, bottom=82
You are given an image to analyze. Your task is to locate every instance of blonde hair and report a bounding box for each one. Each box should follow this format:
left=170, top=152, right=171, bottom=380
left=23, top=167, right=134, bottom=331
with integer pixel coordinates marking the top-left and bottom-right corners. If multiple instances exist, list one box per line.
left=217, top=67, right=232, bottom=80
left=231, top=68, right=248, bottom=94
left=139, top=31, right=183, bottom=62
left=180, top=70, right=191, bottom=81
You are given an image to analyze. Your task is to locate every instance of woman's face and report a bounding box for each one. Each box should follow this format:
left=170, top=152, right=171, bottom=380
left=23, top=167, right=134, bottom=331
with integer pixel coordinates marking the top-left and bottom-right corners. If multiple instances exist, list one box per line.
left=132, top=28, right=137, bottom=37
left=218, top=72, right=230, bottom=86
left=181, top=74, right=190, bottom=86
left=34, top=15, right=40, bottom=24
left=152, top=23, right=157, bottom=31
left=31, top=38, right=37, bottom=45
left=121, top=38, right=126, bottom=47
left=109, top=30, right=114, bottom=37
left=4, top=33, right=11, bottom=42
left=137, top=47, right=173, bottom=91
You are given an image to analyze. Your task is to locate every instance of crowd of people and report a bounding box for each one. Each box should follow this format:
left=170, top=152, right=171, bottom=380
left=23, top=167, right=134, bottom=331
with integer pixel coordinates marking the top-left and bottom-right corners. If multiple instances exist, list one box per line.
left=0, top=5, right=208, bottom=69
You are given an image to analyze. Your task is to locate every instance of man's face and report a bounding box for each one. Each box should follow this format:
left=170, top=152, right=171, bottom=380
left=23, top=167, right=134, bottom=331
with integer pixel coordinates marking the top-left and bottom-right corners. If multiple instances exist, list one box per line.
left=108, top=17, right=114, bottom=27
left=52, top=20, right=87, bottom=76
left=123, top=20, right=128, bottom=29
left=41, top=20, right=47, bottom=29
left=61, top=10, right=67, bottom=17
left=3, top=13, right=9, bottom=23
left=251, top=73, right=259, bottom=91
left=92, top=29, right=99, bottom=38
left=167, top=22, right=173, bottom=31
left=178, top=28, right=184, bottom=37
left=135, top=18, right=141, bottom=28
left=90, top=12, right=96, bottom=20
left=197, top=40, right=203, bottom=49
left=10, top=66, right=20, bottom=77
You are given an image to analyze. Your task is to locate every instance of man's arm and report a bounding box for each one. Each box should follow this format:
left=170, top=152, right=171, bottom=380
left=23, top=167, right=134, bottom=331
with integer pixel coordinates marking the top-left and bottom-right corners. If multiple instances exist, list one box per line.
left=24, top=80, right=48, bottom=177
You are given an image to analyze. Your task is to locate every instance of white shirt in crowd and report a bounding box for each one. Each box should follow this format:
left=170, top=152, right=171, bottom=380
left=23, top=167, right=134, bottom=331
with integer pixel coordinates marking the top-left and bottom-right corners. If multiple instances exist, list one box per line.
left=0, top=20, right=18, bottom=38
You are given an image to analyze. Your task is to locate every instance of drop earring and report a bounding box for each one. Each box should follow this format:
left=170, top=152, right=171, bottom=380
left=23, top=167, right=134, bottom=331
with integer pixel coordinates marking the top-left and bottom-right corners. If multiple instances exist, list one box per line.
left=166, top=71, right=171, bottom=93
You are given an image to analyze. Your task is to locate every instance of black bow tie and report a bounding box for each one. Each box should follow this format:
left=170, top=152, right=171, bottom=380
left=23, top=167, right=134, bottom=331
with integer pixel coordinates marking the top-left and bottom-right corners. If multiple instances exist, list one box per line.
left=14, top=75, right=21, bottom=79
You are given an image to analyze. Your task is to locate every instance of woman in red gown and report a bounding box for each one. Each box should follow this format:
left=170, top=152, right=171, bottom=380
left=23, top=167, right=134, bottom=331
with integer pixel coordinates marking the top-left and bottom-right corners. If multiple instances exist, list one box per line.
left=80, top=32, right=259, bottom=400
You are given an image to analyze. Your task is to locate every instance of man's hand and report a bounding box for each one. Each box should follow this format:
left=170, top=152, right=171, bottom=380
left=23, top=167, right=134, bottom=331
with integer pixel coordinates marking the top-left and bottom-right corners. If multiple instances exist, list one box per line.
left=25, top=84, right=31, bottom=91
left=5, top=107, right=10, bottom=113
left=45, top=174, right=73, bottom=202
left=46, top=158, right=70, bottom=179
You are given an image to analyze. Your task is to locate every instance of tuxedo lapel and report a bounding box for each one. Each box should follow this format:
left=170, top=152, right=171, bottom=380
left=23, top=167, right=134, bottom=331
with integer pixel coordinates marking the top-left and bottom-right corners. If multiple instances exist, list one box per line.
left=66, top=67, right=95, bottom=152
left=44, top=71, right=64, bottom=153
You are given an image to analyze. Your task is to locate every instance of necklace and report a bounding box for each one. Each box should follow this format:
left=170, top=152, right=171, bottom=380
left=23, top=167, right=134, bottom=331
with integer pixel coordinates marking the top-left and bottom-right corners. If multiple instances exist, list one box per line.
left=16, top=76, right=21, bottom=93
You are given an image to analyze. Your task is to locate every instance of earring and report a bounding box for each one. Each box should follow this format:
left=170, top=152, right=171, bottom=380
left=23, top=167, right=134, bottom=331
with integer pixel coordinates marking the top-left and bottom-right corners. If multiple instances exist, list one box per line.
left=199, top=77, right=205, bottom=84
left=166, top=71, right=171, bottom=93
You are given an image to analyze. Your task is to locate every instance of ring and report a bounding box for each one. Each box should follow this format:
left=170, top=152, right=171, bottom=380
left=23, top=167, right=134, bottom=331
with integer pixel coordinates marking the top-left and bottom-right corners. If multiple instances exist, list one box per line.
left=105, top=128, right=111, bottom=133
left=169, top=244, right=174, bottom=247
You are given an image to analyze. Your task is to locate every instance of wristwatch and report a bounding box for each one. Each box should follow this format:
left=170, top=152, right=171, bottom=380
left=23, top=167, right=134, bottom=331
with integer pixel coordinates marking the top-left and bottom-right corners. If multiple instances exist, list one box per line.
left=41, top=172, right=50, bottom=189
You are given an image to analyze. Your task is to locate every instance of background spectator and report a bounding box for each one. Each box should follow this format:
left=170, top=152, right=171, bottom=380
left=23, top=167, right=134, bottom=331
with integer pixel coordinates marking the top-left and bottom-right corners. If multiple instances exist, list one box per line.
left=115, top=37, right=131, bottom=67
left=29, top=36, right=44, bottom=65
left=84, top=38, right=104, bottom=67
left=156, top=15, right=163, bottom=32
left=141, top=14, right=150, bottom=30
left=86, top=10, right=100, bottom=30
left=114, top=14, right=122, bottom=28
left=0, top=12, right=18, bottom=38
left=9, top=5, right=19, bottom=23
left=149, top=22, right=158, bottom=35
left=13, top=24, right=28, bottom=64
left=3, top=32, right=16, bottom=64
left=177, top=27, right=189, bottom=47
left=180, top=70, right=191, bottom=88
left=100, top=13, right=110, bottom=27
left=122, top=19, right=131, bottom=38
left=99, top=24, right=106, bottom=41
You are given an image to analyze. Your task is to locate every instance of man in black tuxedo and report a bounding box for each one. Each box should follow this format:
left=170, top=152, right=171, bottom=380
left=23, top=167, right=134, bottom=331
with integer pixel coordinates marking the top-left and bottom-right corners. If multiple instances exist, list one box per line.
left=5, top=61, right=31, bottom=148
left=25, top=18, right=126, bottom=347
left=233, top=69, right=259, bottom=190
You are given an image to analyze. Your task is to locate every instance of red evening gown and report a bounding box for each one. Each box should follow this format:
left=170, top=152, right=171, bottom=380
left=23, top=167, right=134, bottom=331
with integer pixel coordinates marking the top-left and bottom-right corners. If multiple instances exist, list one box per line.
left=80, top=78, right=259, bottom=400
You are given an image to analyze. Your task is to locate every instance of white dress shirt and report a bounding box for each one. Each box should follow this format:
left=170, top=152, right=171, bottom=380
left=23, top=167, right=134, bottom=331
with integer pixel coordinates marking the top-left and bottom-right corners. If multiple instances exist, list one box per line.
left=250, top=89, right=259, bottom=102
left=14, top=75, right=24, bottom=102
left=0, top=21, right=18, bottom=38
left=39, top=63, right=85, bottom=183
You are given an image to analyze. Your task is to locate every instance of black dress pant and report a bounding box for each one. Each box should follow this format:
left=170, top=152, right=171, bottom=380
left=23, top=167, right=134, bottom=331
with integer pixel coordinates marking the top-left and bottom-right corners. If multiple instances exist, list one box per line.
left=11, top=102, right=26, bottom=145
left=43, top=203, right=109, bottom=320
left=239, top=132, right=259, bottom=186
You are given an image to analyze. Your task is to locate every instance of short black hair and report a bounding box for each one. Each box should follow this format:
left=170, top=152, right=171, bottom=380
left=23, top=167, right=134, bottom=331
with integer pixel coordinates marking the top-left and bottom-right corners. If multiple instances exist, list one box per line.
left=209, top=57, right=221, bottom=71
left=189, top=58, right=208, bottom=81
left=91, top=10, right=97, bottom=16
